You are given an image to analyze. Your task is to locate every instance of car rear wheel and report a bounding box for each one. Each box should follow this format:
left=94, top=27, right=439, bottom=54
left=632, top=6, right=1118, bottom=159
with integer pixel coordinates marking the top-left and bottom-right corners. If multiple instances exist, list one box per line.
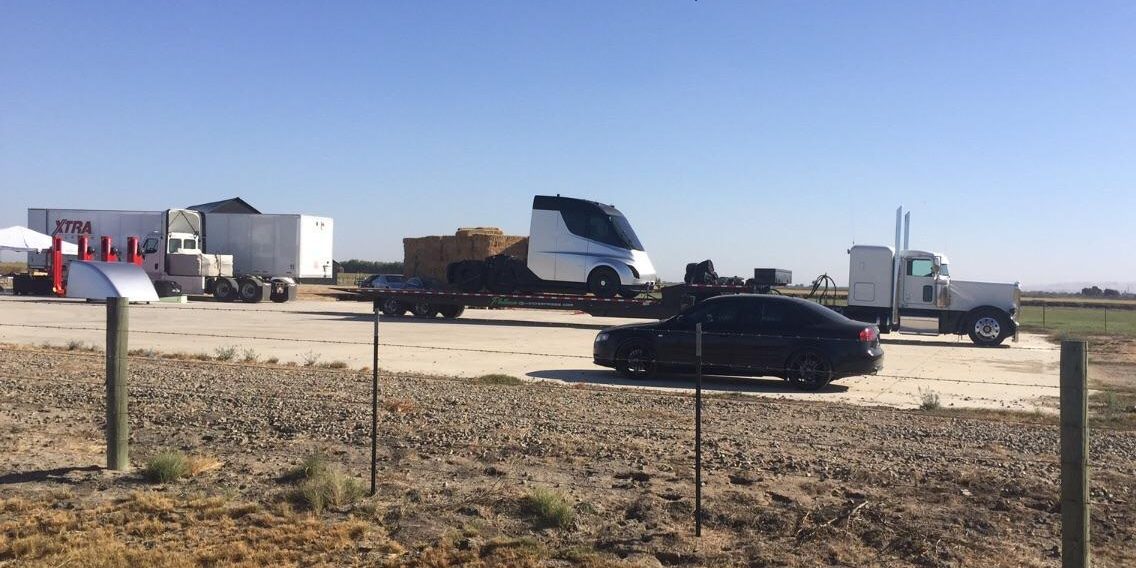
left=786, top=351, right=833, bottom=391
left=615, top=342, right=656, bottom=379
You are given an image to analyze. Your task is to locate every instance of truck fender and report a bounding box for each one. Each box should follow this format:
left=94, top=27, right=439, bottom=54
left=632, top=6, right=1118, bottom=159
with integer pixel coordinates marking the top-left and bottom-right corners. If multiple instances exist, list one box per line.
left=956, top=306, right=1014, bottom=335
left=586, top=260, right=636, bottom=286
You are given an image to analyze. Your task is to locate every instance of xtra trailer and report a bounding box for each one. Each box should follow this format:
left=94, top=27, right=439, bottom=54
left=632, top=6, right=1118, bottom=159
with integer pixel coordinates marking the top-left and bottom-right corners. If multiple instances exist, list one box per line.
left=27, top=206, right=333, bottom=302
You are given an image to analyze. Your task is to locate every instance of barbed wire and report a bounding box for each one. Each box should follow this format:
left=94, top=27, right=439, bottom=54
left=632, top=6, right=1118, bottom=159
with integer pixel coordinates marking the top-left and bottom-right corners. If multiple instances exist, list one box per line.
left=4, top=345, right=1135, bottom=434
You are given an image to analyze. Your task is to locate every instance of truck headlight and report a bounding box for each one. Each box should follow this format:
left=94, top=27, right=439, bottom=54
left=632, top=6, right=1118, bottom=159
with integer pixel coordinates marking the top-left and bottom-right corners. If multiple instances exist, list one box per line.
left=595, top=332, right=610, bottom=343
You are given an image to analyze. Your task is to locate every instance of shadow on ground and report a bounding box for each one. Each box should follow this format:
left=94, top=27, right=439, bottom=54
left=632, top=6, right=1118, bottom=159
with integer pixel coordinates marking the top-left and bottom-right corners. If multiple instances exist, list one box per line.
left=0, top=465, right=102, bottom=485
left=526, top=368, right=851, bottom=394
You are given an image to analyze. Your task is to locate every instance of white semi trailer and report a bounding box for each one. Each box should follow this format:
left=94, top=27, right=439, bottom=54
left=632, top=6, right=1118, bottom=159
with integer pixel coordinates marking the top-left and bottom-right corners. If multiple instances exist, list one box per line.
left=840, top=208, right=1021, bottom=346
left=27, top=207, right=333, bottom=302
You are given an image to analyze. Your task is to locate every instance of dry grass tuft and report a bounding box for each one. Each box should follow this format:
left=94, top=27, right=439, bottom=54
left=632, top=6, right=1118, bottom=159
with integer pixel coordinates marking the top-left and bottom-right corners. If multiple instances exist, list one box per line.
left=383, top=398, right=416, bottom=414
left=284, top=452, right=366, bottom=514
left=474, top=374, right=524, bottom=386
left=523, top=487, right=574, bottom=529
left=142, top=450, right=222, bottom=483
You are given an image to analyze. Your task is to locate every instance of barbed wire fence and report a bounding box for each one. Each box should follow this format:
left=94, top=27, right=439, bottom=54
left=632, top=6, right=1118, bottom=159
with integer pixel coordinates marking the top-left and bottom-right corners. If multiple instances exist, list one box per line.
left=0, top=304, right=1131, bottom=566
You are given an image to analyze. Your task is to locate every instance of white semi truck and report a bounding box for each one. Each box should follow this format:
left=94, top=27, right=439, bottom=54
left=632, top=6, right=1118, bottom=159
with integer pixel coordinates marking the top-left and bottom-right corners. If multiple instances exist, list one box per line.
left=27, top=207, right=333, bottom=302
left=446, top=195, right=658, bottom=298
left=840, top=208, right=1021, bottom=346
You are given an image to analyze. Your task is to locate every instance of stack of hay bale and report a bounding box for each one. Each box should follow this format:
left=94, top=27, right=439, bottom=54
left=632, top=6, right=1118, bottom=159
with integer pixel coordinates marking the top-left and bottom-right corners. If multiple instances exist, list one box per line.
left=403, top=228, right=528, bottom=283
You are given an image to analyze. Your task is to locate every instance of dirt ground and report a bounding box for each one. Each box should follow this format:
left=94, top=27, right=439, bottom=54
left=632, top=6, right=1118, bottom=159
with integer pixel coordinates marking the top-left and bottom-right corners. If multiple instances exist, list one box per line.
left=0, top=346, right=1133, bottom=567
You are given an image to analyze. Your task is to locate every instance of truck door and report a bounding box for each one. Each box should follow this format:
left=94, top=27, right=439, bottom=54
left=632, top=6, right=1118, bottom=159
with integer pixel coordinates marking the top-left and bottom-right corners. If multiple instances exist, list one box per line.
left=554, top=207, right=590, bottom=283
left=898, top=257, right=939, bottom=334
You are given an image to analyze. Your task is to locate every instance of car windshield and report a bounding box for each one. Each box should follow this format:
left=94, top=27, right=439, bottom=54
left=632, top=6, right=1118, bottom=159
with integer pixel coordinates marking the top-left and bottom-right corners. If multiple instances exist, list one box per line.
left=610, top=214, right=643, bottom=251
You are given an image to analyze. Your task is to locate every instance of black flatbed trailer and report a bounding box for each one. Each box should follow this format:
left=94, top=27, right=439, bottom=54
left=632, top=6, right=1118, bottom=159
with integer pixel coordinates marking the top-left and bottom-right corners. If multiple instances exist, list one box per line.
left=332, top=283, right=755, bottom=320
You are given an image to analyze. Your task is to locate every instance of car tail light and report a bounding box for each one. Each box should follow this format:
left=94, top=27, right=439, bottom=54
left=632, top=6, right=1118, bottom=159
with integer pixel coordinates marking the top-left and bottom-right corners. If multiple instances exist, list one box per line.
left=859, top=327, right=878, bottom=343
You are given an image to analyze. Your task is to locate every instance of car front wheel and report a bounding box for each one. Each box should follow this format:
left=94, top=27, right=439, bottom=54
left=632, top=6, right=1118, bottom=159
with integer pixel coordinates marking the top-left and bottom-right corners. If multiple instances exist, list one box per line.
left=615, top=341, right=656, bottom=379
left=786, top=351, right=833, bottom=391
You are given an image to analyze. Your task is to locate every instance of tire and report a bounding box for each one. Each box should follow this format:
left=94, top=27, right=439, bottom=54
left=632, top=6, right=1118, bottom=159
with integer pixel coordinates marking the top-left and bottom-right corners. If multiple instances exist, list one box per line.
left=238, top=278, right=263, bottom=303
left=438, top=305, right=465, bottom=319
left=587, top=267, right=621, bottom=299
left=270, top=281, right=291, bottom=303
left=615, top=341, right=656, bottom=379
left=487, top=264, right=517, bottom=294
left=213, top=277, right=239, bottom=302
left=450, top=261, right=485, bottom=293
left=967, top=309, right=1010, bottom=346
left=786, top=351, right=833, bottom=391
left=410, top=302, right=438, bottom=318
left=379, top=298, right=407, bottom=316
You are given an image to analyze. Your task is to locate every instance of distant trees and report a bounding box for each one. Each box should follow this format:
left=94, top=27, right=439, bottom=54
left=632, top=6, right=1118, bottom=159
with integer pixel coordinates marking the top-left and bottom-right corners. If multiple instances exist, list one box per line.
left=338, top=259, right=403, bottom=274
left=1081, top=285, right=1123, bottom=297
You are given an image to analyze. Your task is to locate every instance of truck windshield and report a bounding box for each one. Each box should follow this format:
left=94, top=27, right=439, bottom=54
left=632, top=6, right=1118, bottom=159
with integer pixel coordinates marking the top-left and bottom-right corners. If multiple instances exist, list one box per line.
left=611, top=215, right=643, bottom=251
left=167, top=239, right=182, bottom=253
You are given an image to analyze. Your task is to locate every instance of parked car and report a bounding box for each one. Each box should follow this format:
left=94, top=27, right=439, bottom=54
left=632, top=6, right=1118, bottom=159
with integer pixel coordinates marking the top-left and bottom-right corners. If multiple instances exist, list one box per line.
left=593, top=294, right=883, bottom=391
left=360, top=273, right=408, bottom=289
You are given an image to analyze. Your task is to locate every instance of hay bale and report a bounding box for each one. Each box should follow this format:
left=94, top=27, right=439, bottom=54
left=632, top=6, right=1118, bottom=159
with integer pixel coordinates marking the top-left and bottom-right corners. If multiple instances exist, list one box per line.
left=403, top=228, right=529, bottom=282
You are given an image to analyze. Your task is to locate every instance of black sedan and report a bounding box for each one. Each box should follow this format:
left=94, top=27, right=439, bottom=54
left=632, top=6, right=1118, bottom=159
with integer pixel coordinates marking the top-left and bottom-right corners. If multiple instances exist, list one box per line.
left=593, top=294, right=883, bottom=391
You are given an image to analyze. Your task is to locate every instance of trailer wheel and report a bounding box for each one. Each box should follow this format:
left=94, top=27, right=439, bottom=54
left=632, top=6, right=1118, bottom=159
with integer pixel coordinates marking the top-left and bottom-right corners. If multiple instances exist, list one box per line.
left=410, top=302, right=438, bottom=318
left=214, top=277, right=239, bottom=302
left=588, top=267, right=620, bottom=299
left=379, top=298, right=407, bottom=316
left=967, top=309, right=1010, bottom=346
left=238, top=278, right=263, bottom=303
left=615, top=341, right=656, bottom=379
left=438, top=305, right=465, bottom=319
left=786, top=351, right=833, bottom=391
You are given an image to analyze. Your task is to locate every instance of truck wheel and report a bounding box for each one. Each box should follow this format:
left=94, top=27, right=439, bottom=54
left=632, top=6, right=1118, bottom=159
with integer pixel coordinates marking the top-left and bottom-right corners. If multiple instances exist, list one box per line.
left=379, top=298, right=407, bottom=316
left=615, top=341, right=656, bottom=379
left=487, top=265, right=518, bottom=294
left=238, top=278, right=263, bottom=303
left=450, top=261, right=485, bottom=293
left=588, top=267, right=620, bottom=299
left=410, top=302, right=438, bottom=318
left=214, top=277, right=239, bottom=302
left=967, top=309, right=1010, bottom=346
left=438, top=305, right=465, bottom=319
left=786, top=351, right=833, bottom=391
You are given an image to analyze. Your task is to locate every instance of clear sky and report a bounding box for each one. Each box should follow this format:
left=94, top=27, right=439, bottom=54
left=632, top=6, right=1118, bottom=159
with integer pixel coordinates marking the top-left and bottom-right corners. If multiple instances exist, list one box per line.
left=3, top=1, right=1134, bottom=287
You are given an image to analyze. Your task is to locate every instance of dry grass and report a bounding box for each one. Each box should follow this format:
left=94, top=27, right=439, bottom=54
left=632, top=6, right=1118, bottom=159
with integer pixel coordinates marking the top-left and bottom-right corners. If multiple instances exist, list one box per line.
left=283, top=453, right=366, bottom=514
left=142, top=451, right=223, bottom=484
left=0, top=493, right=401, bottom=567
left=474, top=374, right=524, bottom=386
left=523, top=487, right=574, bottom=529
left=383, top=398, right=416, bottom=414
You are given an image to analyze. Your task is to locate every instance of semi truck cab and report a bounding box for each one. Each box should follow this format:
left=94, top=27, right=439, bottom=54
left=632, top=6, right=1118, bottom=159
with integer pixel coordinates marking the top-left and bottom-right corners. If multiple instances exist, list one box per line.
left=845, top=245, right=1020, bottom=346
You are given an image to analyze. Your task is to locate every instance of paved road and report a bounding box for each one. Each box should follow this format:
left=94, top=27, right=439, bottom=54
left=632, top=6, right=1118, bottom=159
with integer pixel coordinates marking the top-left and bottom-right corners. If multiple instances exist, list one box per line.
left=0, top=295, right=1061, bottom=410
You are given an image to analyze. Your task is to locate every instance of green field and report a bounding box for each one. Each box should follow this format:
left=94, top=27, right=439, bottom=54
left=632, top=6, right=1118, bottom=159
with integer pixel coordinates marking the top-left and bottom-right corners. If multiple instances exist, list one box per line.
left=1019, top=305, right=1136, bottom=337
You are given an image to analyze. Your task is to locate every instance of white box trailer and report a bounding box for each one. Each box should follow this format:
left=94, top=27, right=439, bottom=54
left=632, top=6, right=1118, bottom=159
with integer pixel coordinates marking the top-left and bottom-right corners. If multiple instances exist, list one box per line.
left=203, top=213, right=333, bottom=280
left=26, top=207, right=334, bottom=301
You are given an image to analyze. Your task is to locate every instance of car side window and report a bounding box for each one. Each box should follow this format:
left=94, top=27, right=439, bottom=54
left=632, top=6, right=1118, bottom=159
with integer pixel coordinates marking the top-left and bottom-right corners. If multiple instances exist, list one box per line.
left=685, top=301, right=742, bottom=332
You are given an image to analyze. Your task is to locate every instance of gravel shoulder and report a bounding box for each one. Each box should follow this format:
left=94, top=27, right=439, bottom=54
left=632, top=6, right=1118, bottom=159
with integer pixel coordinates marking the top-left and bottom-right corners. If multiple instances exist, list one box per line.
left=1, top=347, right=1133, bottom=566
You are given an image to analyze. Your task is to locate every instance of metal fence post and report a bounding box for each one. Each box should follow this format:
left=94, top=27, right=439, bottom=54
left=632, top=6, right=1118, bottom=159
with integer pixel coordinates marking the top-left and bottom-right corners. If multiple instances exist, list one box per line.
left=106, top=297, right=129, bottom=470
left=695, top=322, right=703, bottom=538
left=1060, top=340, right=1089, bottom=568
left=371, top=306, right=380, bottom=496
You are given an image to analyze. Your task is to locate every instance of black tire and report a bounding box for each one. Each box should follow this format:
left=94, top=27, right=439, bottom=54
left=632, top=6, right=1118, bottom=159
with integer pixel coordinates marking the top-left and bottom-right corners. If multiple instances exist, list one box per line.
left=438, top=305, right=465, bottom=319
left=238, top=278, right=263, bottom=303
left=967, top=309, right=1011, bottom=346
left=786, top=351, right=833, bottom=391
left=379, top=298, right=407, bottom=316
left=213, top=277, right=239, bottom=302
left=587, top=267, right=621, bottom=299
left=450, top=261, right=486, bottom=293
left=487, top=265, right=518, bottom=294
left=615, top=341, right=656, bottom=379
left=410, top=302, right=438, bottom=318
left=270, top=281, right=291, bottom=303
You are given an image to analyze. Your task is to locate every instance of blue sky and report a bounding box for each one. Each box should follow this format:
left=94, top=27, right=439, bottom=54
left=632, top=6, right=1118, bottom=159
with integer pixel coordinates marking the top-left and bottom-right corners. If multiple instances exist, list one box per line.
left=3, top=1, right=1134, bottom=287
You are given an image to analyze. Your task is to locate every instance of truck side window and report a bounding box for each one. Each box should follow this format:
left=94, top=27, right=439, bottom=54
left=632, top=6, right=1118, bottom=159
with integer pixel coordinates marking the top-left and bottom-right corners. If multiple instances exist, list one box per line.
left=167, top=239, right=182, bottom=254
left=907, top=259, right=934, bottom=277
left=142, top=237, right=159, bottom=255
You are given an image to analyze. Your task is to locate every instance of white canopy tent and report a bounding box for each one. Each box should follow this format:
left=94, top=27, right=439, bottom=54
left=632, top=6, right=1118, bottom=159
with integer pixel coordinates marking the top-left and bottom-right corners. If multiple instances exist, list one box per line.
left=0, top=225, right=78, bottom=254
